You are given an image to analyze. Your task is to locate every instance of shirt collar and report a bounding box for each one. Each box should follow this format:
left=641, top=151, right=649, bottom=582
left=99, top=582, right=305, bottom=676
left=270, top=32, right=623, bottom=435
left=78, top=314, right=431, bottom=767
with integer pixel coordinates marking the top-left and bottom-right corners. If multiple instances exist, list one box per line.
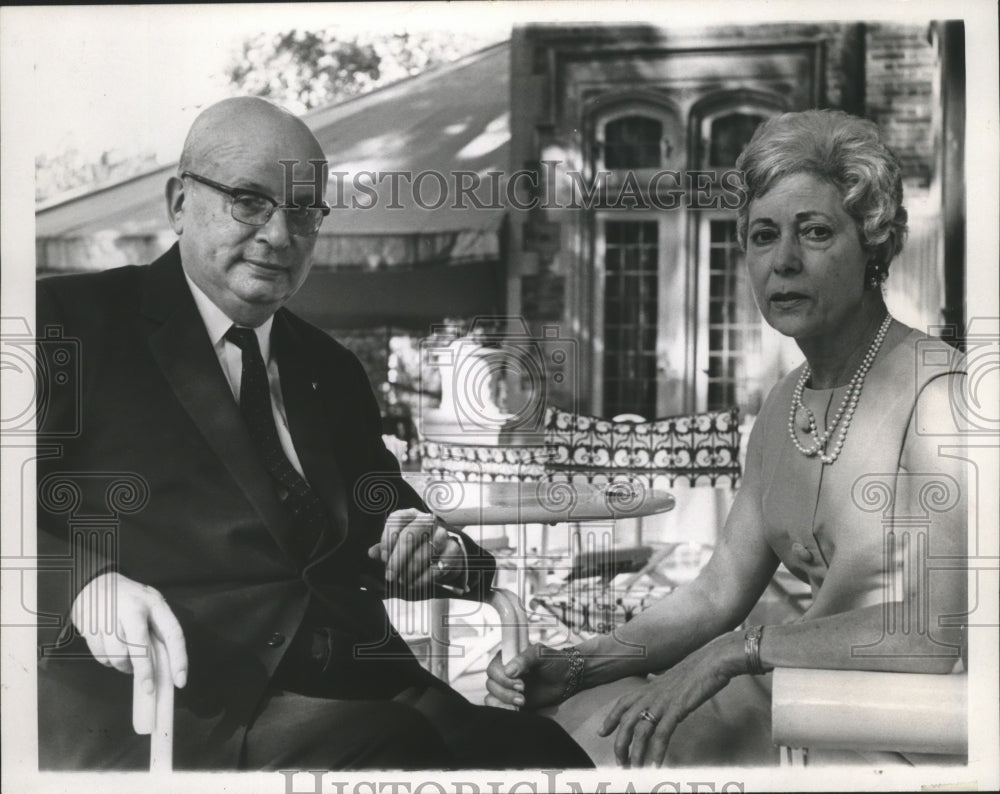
left=184, top=273, right=274, bottom=361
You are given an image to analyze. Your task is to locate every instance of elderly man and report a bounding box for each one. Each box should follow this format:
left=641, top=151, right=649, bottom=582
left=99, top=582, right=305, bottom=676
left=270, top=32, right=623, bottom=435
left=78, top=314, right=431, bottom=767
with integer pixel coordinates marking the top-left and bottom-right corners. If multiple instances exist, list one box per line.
left=36, top=97, right=591, bottom=770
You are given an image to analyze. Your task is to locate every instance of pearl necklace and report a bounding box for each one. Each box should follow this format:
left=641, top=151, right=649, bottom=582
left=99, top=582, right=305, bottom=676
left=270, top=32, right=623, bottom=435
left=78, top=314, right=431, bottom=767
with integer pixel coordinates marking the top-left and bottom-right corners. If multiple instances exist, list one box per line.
left=787, top=314, right=893, bottom=465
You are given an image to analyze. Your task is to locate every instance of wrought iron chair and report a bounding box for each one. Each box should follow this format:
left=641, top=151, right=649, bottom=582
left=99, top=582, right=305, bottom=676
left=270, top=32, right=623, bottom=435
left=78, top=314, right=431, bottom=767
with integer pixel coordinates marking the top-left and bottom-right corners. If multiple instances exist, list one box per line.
left=417, top=439, right=549, bottom=484
left=541, top=406, right=742, bottom=490
left=530, top=406, right=742, bottom=639
left=415, top=407, right=743, bottom=638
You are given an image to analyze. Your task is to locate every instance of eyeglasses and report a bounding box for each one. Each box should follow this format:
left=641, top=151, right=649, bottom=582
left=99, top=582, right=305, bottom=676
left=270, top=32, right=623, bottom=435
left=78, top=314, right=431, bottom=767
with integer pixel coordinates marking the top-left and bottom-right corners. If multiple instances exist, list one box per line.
left=180, top=171, right=330, bottom=237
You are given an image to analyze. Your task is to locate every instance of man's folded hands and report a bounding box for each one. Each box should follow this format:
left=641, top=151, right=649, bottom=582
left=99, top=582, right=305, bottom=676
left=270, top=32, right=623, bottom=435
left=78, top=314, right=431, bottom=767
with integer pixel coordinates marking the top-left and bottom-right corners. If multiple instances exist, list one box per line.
left=367, top=508, right=467, bottom=595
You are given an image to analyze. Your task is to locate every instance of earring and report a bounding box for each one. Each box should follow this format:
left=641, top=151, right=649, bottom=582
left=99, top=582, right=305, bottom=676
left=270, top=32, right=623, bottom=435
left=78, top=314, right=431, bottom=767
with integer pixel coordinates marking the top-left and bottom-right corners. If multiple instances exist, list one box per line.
left=865, top=262, right=886, bottom=290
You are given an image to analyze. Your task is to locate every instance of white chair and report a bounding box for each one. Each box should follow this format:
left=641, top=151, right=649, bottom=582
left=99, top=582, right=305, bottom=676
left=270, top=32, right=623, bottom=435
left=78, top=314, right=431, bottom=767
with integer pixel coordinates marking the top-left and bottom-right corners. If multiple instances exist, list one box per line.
left=133, top=634, right=174, bottom=771
left=772, top=667, right=968, bottom=765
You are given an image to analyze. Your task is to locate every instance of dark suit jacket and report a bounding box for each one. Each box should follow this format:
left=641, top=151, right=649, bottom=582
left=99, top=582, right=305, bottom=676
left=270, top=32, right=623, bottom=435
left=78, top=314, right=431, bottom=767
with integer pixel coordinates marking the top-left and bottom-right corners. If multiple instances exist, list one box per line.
left=36, top=244, right=496, bottom=769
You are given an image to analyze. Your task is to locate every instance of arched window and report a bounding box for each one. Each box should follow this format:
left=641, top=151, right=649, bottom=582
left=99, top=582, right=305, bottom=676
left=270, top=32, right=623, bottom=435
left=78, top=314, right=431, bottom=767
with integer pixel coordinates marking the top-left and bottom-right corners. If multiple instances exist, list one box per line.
left=708, top=112, right=766, bottom=167
left=603, top=115, right=663, bottom=169
left=689, top=94, right=786, bottom=417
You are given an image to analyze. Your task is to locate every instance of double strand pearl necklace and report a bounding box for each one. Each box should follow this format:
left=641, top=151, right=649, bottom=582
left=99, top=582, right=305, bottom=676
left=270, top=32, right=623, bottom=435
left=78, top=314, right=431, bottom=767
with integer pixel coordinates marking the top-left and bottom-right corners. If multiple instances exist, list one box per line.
left=787, top=314, right=893, bottom=465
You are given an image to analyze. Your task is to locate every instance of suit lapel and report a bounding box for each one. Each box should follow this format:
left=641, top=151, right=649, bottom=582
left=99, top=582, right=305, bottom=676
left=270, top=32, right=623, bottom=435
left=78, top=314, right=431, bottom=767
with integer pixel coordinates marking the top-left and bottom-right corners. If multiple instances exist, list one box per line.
left=272, top=312, right=350, bottom=555
left=140, top=246, right=300, bottom=567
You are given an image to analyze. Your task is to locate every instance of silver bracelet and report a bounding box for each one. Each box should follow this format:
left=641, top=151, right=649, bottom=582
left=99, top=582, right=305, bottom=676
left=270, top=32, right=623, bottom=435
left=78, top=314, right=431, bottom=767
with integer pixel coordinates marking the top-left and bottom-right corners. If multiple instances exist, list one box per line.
left=561, top=647, right=585, bottom=702
left=744, top=625, right=765, bottom=675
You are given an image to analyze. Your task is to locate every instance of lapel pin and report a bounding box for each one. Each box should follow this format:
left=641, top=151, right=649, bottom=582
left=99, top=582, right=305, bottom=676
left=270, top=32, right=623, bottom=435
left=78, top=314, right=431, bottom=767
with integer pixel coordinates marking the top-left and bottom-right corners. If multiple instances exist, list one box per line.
left=311, top=382, right=318, bottom=391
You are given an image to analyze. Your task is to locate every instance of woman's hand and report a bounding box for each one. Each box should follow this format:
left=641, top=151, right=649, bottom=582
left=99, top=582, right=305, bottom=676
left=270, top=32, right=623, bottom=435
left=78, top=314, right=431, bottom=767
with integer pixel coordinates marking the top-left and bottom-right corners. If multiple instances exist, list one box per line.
left=484, top=643, right=573, bottom=711
left=599, top=633, right=744, bottom=767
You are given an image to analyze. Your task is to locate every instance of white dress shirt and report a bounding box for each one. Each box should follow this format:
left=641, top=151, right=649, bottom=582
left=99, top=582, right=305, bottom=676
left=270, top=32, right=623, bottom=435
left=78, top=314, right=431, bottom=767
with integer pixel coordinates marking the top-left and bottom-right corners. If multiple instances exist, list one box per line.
left=184, top=273, right=307, bottom=479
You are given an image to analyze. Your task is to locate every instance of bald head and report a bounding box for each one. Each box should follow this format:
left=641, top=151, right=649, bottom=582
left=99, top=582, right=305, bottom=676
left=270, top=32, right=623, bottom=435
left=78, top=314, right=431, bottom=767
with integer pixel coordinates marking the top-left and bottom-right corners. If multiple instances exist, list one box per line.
left=179, top=96, right=325, bottom=176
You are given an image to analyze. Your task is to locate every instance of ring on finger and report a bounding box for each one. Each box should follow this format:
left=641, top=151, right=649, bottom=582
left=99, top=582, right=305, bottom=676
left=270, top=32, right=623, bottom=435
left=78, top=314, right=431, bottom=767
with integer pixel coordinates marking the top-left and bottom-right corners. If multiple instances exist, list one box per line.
left=638, top=708, right=659, bottom=725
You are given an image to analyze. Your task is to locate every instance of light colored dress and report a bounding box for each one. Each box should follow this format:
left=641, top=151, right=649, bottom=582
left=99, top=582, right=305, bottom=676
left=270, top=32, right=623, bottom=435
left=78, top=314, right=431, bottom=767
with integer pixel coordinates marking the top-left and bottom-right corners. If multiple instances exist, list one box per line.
left=550, top=322, right=965, bottom=766
left=758, top=323, right=965, bottom=624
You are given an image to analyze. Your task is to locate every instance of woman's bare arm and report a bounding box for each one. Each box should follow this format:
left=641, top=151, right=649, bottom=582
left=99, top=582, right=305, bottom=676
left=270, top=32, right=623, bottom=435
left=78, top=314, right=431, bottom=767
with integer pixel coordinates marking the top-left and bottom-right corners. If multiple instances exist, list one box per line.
left=575, top=414, right=781, bottom=685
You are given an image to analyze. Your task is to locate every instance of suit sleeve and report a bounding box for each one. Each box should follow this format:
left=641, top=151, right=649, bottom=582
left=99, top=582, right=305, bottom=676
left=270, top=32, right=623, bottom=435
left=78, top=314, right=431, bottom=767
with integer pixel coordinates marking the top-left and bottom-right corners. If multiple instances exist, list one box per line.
left=36, top=279, right=116, bottom=645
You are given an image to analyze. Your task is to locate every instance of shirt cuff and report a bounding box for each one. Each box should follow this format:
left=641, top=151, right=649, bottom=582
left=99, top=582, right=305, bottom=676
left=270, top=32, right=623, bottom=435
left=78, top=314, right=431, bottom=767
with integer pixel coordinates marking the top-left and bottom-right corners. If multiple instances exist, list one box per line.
left=437, top=530, right=470, bottom=595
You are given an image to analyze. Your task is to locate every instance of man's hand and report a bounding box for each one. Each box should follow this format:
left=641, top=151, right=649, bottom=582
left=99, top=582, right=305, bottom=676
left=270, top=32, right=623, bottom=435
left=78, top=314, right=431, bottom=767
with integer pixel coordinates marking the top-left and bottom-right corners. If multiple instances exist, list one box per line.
left=485, top=643, right=572, bottom=711
left=71, top=572, right=188, bottom=696
left=367, top=508, right=464, bottom=594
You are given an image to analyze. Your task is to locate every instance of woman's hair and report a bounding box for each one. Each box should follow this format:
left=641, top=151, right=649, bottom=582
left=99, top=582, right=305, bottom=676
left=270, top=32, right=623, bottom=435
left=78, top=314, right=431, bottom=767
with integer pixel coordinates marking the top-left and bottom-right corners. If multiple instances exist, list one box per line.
left=735, top=109, right=908, bottom=273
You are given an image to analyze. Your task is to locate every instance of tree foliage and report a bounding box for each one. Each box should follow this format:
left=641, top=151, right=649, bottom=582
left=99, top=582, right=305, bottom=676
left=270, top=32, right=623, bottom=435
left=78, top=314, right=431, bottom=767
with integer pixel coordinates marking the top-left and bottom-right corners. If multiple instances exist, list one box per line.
left=226, top=29, right=499, bottom=113
left=35, top=148, right=159, bottom=203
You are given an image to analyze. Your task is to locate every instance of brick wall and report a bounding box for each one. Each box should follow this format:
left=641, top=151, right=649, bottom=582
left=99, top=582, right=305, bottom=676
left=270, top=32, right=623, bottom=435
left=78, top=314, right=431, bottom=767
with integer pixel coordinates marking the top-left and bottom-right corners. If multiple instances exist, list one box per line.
left=866, top=23, right=937, bottom=186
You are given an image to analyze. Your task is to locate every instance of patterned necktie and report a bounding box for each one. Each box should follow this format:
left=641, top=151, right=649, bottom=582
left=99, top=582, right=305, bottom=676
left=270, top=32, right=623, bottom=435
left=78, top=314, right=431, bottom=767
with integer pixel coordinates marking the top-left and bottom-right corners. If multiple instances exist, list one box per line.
left=225, top=325, right=327, bottom=562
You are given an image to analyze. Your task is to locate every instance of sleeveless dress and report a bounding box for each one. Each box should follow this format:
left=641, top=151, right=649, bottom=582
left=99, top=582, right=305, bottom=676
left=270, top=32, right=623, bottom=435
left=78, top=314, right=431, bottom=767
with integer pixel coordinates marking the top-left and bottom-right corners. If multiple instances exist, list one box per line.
left=757, top=324, right=965, bottom=622
left=552, top=322, right=966, bottom=766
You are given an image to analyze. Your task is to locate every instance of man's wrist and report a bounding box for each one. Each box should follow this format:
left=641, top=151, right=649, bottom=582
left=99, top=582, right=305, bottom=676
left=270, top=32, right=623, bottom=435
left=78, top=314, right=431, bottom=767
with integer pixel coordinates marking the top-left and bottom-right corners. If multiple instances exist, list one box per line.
left=434, top=533, right=468, bottom=590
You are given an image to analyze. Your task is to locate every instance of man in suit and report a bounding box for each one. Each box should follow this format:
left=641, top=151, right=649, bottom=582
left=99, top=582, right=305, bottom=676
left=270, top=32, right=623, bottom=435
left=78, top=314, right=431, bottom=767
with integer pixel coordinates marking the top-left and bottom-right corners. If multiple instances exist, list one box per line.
left=36, top=96, right=591, bottom=770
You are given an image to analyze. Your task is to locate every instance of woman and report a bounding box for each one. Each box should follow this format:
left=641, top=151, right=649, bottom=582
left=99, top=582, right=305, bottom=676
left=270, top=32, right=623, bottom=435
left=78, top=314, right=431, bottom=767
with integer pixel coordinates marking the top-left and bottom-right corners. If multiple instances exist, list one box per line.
left=485, top=109, right=968, bottom=767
